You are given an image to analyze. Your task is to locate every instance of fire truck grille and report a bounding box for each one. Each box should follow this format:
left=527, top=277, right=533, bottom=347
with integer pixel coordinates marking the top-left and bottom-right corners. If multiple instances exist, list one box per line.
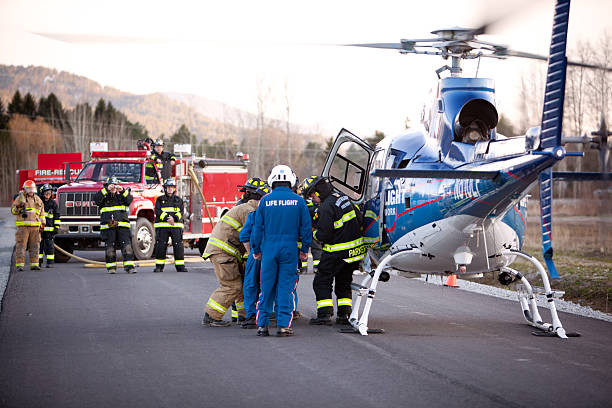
left=58, top=192, right=99, bottom=217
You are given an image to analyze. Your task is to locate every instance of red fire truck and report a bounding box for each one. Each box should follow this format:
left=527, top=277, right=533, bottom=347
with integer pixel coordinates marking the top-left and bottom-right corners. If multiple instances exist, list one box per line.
left=54, top=149, right=248, bottom=262
left=17, top=153, right=83, bottom=193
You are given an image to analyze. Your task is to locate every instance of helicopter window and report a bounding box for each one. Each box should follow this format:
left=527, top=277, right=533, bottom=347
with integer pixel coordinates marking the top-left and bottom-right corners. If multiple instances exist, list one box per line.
left=367, top=149, right=385, bottom=200
left=437, top=98, right=444, bottom=113
left=388, top=148, right=407, bottom=168
left=329, top=153, right=365, bottom=200
left=329, top=141, right=370, bottom=200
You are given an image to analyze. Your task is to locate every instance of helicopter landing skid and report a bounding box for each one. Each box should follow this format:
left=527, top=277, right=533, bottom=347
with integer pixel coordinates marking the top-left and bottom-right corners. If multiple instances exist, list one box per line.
left=502, top=250, right=574, bottom=339
left=348, top=251, right=406, bottom=336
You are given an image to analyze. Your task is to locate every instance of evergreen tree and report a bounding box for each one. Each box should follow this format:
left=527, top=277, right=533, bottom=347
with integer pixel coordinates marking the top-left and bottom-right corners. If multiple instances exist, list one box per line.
left=7, top=90, right=23, bottom=115
left=94, top=99, right=106, bottom=122
left=129, top=121, right=149, bottom=140
left=23, top=93, right=37, bottom=119
left=171, top=124, right=193, bottom=145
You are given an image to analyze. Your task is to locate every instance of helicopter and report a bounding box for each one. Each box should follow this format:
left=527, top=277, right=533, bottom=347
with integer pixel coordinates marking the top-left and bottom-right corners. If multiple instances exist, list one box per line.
left=318, top=0, right=611, bottom=338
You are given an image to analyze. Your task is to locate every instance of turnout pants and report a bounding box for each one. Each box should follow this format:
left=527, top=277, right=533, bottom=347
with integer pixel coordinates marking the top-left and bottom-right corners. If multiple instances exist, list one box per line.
left=15, top=226, right=41, bottom=268
left=300, top=239, right=322, bottom=273
left=39, top=232, right=55, bottom=265
left=154, top=227, right=185, bottom=270
left=205, top=253, right=245, bottom=320
left=256, top=244, right=299, bottom=329
left=313, top=253, right=354, bottom=318
left=102, top=227, right=135, bottom=271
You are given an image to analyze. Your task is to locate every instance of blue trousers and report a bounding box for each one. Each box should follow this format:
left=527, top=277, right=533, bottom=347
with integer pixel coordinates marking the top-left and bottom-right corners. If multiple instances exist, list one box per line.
left=256, top=244, right=299, bottom=328
left=243, top=253, right=261, bottom=319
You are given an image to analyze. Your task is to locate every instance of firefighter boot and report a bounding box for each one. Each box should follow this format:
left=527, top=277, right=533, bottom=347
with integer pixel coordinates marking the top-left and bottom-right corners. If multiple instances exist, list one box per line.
left=176, top=265, right=188, bottom=272
left=125, top=266, right=137, bottom=274
left=153, top=266, right=164, bottom=273
left=108, top=269, right=116, bottom=274
left=241, top=316, right=257, bottom=329
left=202, top=313, right=231, bottom=327
left=46, top=262, right=53, bottom=268
left=309, top=314, right=333, bottom=326
left=257, top=326, right=270, bottom=337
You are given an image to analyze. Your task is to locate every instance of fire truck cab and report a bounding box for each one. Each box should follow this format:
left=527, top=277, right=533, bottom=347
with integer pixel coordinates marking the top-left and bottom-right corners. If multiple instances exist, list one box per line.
left=54, top=149, right=248, bottom=262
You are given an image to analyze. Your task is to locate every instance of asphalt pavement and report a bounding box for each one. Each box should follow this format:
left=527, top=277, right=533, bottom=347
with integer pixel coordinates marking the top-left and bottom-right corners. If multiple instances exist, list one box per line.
left=1, top=249, right=611, bottom=408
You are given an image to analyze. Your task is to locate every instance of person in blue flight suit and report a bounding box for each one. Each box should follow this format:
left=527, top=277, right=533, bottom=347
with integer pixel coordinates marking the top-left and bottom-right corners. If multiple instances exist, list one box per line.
left=251, top=165, right=312, bottom=337
left=239, top=184, right=270, bottom=329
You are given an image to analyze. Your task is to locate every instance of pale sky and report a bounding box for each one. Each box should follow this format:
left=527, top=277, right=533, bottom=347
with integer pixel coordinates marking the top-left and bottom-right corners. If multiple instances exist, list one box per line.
left=1, top=0, right=610, bottom=138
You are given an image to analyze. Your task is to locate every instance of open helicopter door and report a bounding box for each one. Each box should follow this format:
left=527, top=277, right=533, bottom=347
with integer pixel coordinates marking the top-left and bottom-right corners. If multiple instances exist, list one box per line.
left=321, top=128, right=374, bottom=204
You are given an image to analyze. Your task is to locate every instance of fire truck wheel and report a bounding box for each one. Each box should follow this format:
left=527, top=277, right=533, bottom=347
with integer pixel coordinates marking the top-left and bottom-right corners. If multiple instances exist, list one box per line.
left=53, top=239, right=73, bottom=263
left=132, top=218, right=155, bottom=260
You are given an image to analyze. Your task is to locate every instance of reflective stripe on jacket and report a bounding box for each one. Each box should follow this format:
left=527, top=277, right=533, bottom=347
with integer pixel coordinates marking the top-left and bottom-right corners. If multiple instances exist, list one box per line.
left=154, top=194, right=184, bottom=228
left=11, top=193, right=45, bottom=228
left=94, top=187, right=133, bottom=229
left=203, top=200, right=257, bottom=260
left=316, top=192, right=366, bottom=263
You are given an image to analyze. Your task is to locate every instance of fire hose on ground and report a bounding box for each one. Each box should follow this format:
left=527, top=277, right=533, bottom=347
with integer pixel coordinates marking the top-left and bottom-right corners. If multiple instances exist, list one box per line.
left=53, top=244, right=206, bottom=269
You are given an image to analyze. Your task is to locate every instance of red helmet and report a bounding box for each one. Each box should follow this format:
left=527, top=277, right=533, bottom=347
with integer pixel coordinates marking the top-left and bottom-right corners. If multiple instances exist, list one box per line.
left=23, top=180, right=37, bottom=193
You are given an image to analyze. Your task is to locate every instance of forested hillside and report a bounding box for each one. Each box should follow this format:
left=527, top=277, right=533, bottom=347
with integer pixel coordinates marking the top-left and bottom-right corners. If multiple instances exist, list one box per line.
left=0, top=65, right=240, bottom=140
left=0, top=65, right=338, bottom=204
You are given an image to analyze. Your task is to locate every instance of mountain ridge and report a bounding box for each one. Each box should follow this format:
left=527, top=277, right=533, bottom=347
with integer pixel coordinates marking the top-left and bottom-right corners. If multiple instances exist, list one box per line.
left=0, top=64, right=261, bottom=141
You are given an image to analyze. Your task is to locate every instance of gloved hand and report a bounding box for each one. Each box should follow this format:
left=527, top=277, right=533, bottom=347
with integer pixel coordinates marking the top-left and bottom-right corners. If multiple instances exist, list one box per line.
left=108, top=219, right=119, bottom=228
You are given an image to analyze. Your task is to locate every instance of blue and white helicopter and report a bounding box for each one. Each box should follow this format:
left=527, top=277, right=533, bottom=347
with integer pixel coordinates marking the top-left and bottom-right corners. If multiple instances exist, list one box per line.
left=320, top=0, right=611, bottom=338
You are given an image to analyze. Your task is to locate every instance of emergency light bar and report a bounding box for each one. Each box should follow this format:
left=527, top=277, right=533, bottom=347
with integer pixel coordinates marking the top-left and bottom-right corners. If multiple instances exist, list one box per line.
left=91, top=151, right=148, bottom=158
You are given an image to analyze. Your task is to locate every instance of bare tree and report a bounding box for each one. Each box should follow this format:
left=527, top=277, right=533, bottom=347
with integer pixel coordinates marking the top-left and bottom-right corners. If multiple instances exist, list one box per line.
left=284, top=79, right=292, bottom=166
left=256, top=76, right=272, bottom=177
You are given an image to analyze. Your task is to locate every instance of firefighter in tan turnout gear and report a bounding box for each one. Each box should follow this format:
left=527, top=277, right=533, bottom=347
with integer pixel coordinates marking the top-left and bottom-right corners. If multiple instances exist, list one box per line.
left=201, top=196, right=260, bottom=326
left=11, top=180, right=45, bottom=271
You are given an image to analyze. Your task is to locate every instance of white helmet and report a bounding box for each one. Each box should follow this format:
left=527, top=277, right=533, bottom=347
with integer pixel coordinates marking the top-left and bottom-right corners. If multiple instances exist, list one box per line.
left=268, top=165, right=297, bottom=188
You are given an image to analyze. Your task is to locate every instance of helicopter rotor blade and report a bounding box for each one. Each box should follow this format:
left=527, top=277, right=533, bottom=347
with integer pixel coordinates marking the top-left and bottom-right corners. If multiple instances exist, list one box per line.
left=31, top=32, right=168, bottom=44
left=496, top=48, right=612, bottom=72
left=345, top=43, right=406, bottom=50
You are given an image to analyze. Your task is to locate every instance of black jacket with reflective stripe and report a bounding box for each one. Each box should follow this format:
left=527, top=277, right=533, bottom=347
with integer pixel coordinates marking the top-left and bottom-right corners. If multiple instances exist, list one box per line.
left=94, top=188, right=133, bottom=225
left=154, top=194, right=184, bottom=224
left=40, top=197, right=60, bottom=229
left=315, top=192, right=363, bottom=255
left=150, top=151, right=176, bottom=180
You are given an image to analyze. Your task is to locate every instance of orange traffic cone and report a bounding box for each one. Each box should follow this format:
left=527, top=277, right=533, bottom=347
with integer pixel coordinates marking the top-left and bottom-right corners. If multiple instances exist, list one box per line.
left=444, top=274, right=459, bottom=288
